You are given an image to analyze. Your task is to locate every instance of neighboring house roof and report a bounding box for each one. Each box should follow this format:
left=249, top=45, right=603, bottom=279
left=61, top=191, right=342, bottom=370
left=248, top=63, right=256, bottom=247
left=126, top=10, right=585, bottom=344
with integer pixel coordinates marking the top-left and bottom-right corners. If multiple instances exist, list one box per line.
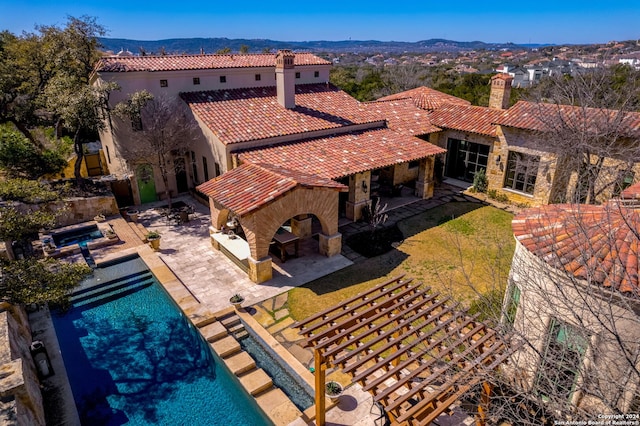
left=513, top=203, right=640, bottom=296
left=428, top=103, right=506, bottom=137
left=196, top=162, right=346, bottom=216
left=181, top=83, right=382, bottom=145
left=495, top=100, right=640, bottom=138
left=364, top=98, right=441, bottom=136
left=95, top=52, right=331, bottom=72
left=376, top=87, right=471, bottom=111
left=622, top=181, right=640, bottom=200
left=239, top=128, right=445, bottom=179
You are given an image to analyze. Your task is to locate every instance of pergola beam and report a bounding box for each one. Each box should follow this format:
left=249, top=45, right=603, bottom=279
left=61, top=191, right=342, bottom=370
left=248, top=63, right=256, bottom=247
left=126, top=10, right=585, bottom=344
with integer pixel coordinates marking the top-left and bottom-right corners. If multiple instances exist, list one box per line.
left=295, top=275, right=515, bottom=426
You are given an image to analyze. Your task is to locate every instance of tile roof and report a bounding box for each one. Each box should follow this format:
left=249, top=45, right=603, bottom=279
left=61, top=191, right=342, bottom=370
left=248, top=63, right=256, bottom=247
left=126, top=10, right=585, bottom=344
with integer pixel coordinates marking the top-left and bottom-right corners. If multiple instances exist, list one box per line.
left=181, top=83, right=382, bottom=145
left=622, top=181, right=640, bottom=200
left=495, top=100, right=640, bottom=138
left=364, top=98, right=441, bottom=136
left=427, top=104, right=507, bottom=137
left=376, top=87, right=471, bottom=111
left=239, top=128, right=445, bottom=179
left=513, top=203, right=640, bottom=297
left=95, top=52, right=331, bottom=73
left=196, top=163, right=346, bottom=216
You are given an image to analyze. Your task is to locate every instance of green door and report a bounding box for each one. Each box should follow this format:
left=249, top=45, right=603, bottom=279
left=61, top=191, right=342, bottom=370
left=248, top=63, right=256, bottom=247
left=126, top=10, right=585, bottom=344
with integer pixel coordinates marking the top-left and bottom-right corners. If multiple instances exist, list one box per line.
left=137, top=165, right=157, bottom=204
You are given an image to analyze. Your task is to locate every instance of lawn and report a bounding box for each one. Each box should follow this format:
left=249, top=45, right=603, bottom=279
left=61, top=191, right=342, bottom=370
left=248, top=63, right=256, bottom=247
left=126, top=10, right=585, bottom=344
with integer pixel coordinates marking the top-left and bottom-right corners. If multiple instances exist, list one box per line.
left=287, top=202, right=515, bottom=321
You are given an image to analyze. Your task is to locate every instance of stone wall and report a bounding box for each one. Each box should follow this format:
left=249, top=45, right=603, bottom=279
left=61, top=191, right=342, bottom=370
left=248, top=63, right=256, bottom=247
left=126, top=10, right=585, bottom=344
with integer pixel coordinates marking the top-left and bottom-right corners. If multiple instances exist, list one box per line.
left=5, top=195, right=119, bottom=228
left=0, top=304, right=45, bottom=426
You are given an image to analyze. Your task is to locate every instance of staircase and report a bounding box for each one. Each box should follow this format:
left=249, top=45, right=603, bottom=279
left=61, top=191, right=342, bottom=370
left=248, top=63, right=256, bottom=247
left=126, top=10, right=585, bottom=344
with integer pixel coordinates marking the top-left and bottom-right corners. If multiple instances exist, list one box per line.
left=70, top=270, right=154, bottom=309
left=194, top=310, right=303, bottom=425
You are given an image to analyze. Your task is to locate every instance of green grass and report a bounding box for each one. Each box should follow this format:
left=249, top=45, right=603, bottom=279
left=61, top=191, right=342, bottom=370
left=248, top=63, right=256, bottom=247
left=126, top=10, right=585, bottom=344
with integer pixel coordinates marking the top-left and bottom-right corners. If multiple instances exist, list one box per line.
left=288, top=202, right=515, bottom=321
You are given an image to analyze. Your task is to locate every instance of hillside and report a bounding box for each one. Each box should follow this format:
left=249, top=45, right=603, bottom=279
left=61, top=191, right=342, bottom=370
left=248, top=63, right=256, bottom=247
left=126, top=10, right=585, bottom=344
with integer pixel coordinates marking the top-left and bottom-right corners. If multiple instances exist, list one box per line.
left=98, top=37, right=533, bottom=55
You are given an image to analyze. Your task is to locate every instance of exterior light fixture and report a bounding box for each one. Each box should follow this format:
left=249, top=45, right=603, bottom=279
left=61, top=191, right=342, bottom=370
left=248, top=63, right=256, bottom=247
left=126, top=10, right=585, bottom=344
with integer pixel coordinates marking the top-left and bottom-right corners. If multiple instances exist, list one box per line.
left=362, top=180, right=368, bottom=193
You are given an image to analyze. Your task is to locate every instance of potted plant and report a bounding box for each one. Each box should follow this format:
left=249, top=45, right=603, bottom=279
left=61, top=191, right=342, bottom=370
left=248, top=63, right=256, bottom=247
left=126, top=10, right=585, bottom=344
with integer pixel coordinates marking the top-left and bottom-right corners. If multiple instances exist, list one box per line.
left=146, top=231, right=161, bottom=250
left=127, top=209, right=139, bottom=223
left=325, top=381, right=343, bottom=400
left=103, top=228, right=118, bottom=240
left=229, top=293, right=244, bottom=308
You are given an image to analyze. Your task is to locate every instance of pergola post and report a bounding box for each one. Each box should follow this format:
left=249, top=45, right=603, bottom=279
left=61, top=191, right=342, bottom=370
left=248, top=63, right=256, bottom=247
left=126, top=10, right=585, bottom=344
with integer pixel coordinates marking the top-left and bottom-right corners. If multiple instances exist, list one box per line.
left=315, top=348, right=326, bottom=426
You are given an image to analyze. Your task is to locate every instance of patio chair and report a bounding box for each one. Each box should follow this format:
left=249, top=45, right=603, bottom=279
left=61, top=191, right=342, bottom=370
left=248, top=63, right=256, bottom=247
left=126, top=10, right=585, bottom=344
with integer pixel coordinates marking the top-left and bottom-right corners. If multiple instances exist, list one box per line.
left=371, top=400, right=391, bottom=426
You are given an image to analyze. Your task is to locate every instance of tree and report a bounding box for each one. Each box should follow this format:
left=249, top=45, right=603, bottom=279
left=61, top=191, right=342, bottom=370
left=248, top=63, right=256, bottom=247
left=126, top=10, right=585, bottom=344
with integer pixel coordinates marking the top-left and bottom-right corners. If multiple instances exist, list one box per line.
left=45, top=76, right=118, bottom=183
left=113, top=93, right=199, bottom=207
left=0, top=206, right=57, bottom=260
left=239, top=44, right=249, bottom=54
left=449, top=201, right=640, bottom=424
left=0, top=124, right=66, bottom=178
left=0, top=257, right=90, bottom=307
left=524, top=65, right=640, bottom=204
left=216, top=47, right=231, bottom=54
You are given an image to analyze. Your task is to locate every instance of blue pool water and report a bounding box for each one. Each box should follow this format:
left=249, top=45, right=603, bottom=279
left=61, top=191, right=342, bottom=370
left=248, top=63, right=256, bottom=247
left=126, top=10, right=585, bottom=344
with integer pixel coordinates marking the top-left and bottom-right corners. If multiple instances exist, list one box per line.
left=52, top=255, right=272, bottom=426
left=238, top=333, right=314, bottom=412
left=53, top=224, right=104, bottom=247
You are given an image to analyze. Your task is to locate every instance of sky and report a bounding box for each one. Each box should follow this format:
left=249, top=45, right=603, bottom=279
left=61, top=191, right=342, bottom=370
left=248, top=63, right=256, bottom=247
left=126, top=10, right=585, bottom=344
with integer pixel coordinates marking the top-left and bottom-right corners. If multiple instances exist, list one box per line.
left=0, top=0, right=638, bottom=45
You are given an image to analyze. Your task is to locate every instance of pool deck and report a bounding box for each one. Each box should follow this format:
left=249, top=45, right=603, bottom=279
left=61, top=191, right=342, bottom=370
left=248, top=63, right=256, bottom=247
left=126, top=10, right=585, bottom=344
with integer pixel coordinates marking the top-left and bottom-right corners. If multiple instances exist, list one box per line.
left=37, top=183, right=505, bottom=426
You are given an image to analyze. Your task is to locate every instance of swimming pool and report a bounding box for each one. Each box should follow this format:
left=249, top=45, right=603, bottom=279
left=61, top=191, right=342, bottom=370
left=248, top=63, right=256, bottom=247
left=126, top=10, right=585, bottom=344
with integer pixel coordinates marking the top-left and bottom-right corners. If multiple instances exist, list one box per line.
left=52, top=255, right=273, bottom=425
left=52, top=224, right=104, bottom=247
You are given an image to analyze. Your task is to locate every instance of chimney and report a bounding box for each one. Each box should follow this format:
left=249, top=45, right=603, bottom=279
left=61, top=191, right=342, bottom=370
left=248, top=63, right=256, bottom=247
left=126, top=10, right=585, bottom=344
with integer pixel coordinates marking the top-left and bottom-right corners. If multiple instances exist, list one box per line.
left=489, top=73, right=513, bottom=110
left=276, top=50, right=296, bottom=109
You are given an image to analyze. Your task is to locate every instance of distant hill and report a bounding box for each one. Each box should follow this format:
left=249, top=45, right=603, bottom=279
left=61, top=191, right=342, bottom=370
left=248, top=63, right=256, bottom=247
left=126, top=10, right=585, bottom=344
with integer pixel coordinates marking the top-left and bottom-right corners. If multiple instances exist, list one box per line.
left=98, top=37, right=530, bottom=55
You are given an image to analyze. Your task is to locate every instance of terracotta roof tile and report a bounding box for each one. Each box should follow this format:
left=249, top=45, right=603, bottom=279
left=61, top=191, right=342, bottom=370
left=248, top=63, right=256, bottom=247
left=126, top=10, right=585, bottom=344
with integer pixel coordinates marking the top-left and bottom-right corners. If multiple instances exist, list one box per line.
left=621, top=182, right=640, bottom=200
left=513, top=203, right=640, bottom=297
left=95, top=52, right=330, bottom=73
left=196, top=163, right=346, bottom=216
left=239, top=128, right=445, bottom=179
left=428, top=104, right=507, bottom=137
left=495, top=100, right=640, bottom=138
left=364, top=98, right=441, bottom=136
left=181, top=83, right=382, bottom=145
left=376, top=86, right=471, bottom=110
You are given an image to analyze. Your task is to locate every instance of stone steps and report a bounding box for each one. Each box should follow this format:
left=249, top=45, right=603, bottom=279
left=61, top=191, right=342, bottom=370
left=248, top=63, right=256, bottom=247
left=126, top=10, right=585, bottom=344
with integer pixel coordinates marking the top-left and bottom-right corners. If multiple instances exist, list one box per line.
left=196, top=310, right=297, bottom=425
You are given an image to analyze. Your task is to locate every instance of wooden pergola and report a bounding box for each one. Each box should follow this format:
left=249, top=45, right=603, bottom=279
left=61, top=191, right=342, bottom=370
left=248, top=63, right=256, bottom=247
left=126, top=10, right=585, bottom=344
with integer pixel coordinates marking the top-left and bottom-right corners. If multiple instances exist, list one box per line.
left=295, top=275, right=516, bottom=426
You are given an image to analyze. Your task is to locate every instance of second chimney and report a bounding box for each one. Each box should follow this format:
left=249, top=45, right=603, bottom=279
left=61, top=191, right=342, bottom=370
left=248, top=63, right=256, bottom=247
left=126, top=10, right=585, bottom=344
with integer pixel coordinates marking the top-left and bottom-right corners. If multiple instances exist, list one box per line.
left=489, top=73, right=513, bottom=110
left=276, top=50, right=296, bottom=109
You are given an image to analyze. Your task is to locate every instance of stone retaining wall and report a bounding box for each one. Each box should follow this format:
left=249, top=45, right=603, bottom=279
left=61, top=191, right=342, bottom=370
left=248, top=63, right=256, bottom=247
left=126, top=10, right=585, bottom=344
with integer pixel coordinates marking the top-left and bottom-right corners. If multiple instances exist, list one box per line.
left=0, top=303, right=45, bottom=426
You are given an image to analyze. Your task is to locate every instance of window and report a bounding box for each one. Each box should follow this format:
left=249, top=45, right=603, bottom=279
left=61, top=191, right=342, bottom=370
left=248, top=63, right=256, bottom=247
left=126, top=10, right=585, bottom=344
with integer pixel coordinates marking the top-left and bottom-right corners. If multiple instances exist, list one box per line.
left=203, top=156, right=209, bottom=181
left=193, top=77, right=200, bottom=85
left=219, top=76, right=226, bottom=83
left=504, top=284, right=520, bottom=326
left=105, top=146, right=111, bottom=164
left=160, top=79, right=168, bottom=87
left=536, top=319, right=589, bottom=401
left=255, top=74, right=261, bottom=81
left=214, top=162, right=221, bottom=178
left=445, top=139, right=489, bottom=182
left=131, top=116, right=143, bottom=132
left=314, top=71, right=320, bottom=78
left=191, top=151, right=198, bottom=183
left=504, top=151, right=539, bottom=195
left=295, top=72, right=300, bottom=79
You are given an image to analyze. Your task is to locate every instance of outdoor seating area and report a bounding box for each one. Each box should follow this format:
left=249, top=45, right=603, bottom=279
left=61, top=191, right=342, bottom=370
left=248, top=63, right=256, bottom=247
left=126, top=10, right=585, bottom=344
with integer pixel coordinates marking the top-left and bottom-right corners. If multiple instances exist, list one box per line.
left=156, top=201, right=195, bottom=225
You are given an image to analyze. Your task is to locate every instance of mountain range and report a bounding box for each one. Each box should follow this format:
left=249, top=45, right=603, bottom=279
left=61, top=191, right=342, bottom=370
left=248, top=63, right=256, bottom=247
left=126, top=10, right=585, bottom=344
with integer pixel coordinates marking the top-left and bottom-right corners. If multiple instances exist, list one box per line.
left=98, top=37, right=544, bottom=55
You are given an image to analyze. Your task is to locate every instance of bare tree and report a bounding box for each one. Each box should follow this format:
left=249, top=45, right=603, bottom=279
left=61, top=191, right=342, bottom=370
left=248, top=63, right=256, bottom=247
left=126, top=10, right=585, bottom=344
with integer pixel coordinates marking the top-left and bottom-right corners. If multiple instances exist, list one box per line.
left=524, top=65, right=640, bottom=204
left=112, top=92, right=199, bottom=207
left=453, top=201, right=640, bottom=424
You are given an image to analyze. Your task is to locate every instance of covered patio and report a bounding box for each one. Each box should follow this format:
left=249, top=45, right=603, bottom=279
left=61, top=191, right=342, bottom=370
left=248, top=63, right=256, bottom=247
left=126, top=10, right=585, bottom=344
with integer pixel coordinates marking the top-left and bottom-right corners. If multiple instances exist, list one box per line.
left=197, top=163, right=348, bottom=283
left=295, top=275, right=517, bottom=426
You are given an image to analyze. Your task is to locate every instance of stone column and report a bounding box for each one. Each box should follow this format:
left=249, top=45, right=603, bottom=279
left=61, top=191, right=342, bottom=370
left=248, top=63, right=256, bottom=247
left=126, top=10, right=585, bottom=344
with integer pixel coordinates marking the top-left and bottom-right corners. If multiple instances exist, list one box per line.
left=248, top=256, right=272, bottom=283
left=319, top=233, right=342, bottom=257
left=345, top=171, right=371, bottom=221
left=291, top=215, right=312, bottom=239
left=415, top=157, right=435, bottom=199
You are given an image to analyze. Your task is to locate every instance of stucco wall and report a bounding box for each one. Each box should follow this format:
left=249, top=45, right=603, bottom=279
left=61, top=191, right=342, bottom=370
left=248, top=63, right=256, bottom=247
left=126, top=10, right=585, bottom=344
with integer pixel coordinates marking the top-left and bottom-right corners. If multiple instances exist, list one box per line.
left=506, top=241, right=640, bottom=413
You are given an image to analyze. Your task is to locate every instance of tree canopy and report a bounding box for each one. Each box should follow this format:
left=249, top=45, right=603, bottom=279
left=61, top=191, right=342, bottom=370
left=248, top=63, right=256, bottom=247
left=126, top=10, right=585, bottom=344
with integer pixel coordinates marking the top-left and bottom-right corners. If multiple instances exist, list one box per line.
left=0, top=257, right=90, bottom=307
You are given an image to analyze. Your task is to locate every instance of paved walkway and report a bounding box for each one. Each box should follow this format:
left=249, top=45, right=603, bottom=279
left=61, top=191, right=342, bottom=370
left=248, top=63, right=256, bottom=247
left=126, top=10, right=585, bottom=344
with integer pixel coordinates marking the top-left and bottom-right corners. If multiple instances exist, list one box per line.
left=113, top=182, right=516, bottom=426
